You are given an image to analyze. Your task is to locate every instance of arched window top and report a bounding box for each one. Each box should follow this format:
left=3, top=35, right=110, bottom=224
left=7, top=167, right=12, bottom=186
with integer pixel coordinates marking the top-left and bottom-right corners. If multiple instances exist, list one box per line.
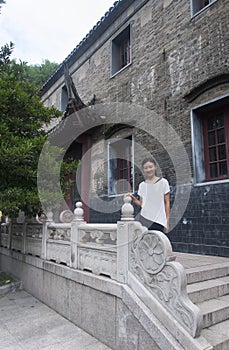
left=105, top=123, right=134, bottom=139
left=184, top=73, right=229, bottom=103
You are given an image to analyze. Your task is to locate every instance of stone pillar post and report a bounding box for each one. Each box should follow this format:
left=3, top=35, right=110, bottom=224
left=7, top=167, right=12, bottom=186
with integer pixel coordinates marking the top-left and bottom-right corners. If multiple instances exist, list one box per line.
left=41, top=211, right=54, bottom=260
left=117, top=196, right=134, bottom=283
left=22, top=220, right=27, bottom=254
left=2, top=216, right=11, bottom=249
left=71, top=202, right=85, bottom=269
left=16, top=211, right=26, bottom=254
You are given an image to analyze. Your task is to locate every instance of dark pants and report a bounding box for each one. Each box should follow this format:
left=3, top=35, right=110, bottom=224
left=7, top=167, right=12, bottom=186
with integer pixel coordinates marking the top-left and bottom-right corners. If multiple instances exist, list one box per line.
left=148, top=222, right=165, bottom=233
left=138, top=214, right=165, bottom=233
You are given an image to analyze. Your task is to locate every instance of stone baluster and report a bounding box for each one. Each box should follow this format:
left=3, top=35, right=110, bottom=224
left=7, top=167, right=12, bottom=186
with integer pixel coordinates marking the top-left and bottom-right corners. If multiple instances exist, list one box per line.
left=0, top=220, right=11, bottom=249
left=121, top=195, right=134, bottom=221
left=117, top=195, right=135, bottom=283
left=71, top=202, right=85, bottom=269
left=6, top=217, right=12, bottom=250
left=41, top=210, right=54, bottom=260
left=74, top=202, right=84, bottom=222
left=22, top=218, right=28, bottom=254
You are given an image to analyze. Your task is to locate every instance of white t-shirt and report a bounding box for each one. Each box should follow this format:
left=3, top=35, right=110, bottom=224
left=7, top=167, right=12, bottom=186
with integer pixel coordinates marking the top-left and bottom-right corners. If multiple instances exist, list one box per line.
left=137, top=178, right=170, bottom=227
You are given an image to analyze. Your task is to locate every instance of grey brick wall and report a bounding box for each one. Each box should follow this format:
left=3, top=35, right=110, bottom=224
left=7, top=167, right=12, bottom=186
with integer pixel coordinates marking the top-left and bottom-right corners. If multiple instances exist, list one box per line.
left=42, top=0, right=229, bottom=256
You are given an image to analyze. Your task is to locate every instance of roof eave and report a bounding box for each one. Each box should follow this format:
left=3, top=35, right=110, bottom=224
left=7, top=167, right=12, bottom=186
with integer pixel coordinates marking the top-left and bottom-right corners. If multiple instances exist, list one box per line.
left=40, top=0, right=135, bottom=95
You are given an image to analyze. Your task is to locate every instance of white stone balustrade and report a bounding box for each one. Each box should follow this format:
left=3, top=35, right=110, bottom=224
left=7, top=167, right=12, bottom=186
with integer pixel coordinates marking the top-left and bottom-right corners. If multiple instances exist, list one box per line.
left=46, top=222, right=71, bottom=266
left=70, top=202, right=118, bottom=276
left=25, top=223, right=43, bottom=257
left=116, top=195, right=202, bottom=338
left=78, top=223, right=117, bottom=244
left=47, top=223, right=71, bottom=241
left=0, top=196, right=202, bottom=339
left=11, top=222, right=24, bottom=252
left=76, top=223, right=117, bottom=278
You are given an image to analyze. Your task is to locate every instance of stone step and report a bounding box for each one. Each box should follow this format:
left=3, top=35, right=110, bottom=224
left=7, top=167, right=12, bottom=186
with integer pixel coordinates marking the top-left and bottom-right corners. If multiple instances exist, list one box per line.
left=187, top=276, right=229, bottom=304
left=197, top=295, right=229, bottom=328
left=201, top=319, right=229, bottom=350
left=185, top=262, right=229, bottom=285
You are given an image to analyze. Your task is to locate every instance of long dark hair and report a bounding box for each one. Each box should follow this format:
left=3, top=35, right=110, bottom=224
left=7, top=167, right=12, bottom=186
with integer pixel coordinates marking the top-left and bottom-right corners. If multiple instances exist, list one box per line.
left=141, top=157, right=157, bottom=168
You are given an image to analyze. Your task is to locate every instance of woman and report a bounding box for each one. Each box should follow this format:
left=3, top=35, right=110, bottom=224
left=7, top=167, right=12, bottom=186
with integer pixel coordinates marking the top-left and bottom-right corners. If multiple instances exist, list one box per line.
left=129, top=157, right=170, bottom=233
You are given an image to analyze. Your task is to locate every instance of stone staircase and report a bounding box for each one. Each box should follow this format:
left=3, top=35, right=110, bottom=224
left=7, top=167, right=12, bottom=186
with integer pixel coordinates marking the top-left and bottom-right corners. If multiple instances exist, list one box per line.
left=184, top=259, right=229, bottom=350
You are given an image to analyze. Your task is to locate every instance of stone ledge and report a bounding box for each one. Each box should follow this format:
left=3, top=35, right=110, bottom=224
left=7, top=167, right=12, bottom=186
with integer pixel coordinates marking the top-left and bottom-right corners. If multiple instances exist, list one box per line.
left=0, top=280, right=22, bottom=295
left=0, top=246, right=213, bottom=350
left=0, top=247, right=122, bottom=298
left=125, top=273, right=209, bottom=350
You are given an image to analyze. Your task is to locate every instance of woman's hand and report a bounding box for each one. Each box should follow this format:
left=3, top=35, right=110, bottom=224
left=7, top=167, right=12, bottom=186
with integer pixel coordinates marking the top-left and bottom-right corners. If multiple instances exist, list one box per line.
left=126, top=193, right=142, bottom=208
left=126, top=193, right=135, bottom=201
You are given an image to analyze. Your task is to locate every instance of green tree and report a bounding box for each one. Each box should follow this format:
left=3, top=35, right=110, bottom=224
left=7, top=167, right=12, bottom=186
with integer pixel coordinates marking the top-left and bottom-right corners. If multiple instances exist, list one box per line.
left=27, top=60, right=59, bottom=89
left=0, top=43, right=76, bottom=217
left=0, top=0, right=5, bottom=13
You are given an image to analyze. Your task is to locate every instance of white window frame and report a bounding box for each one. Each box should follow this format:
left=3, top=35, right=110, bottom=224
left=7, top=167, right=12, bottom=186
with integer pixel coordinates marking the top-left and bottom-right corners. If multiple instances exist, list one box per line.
left=110, top=24, right=132, bottom=78
left=191, top=94, right=229, bottom=186
left=190, top=0, right=218, bottom=18
left=107, top=134, right=135, bottom=196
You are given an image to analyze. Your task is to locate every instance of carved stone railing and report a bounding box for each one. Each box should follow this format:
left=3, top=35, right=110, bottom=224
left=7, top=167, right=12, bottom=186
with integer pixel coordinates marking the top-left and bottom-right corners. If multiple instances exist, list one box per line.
left=116, top=196, right=202, bottom=338
left=11, top=222, right=24, bottom=252
left=0, top=197, right=203, bottom=339
left=76, top=223, right=117, bottom=278
left=25, top=223, right=43, bottom=257
left=5, top=219, right=43, bottom=256
left=69, top=202, right=117, bottom=278
left=46, top=222, right=71, bottom=266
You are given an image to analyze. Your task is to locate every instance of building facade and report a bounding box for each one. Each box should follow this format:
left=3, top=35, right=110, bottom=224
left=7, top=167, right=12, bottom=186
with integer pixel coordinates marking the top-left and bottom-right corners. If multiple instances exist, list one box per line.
left=41, top=0, right=229, bottom=256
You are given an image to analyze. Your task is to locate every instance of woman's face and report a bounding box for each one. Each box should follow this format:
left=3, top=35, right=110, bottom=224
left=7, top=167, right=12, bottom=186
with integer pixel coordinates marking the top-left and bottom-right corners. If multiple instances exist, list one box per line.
left=142, top=161, right=156, bottom=178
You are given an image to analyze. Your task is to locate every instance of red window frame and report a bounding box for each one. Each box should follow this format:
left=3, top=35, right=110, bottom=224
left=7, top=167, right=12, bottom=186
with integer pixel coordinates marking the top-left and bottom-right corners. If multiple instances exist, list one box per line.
left=113, top=139, right=132, bottom=194
left=199, top=0, right=210, bottom=10
left=119, top=38, right=130, bottom=70
left=116, top=142, right=131, bottom=194
left=203, top=105, right=229, bottom=181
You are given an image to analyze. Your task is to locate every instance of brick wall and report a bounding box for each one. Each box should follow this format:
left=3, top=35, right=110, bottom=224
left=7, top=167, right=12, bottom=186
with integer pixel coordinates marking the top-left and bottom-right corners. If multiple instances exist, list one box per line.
left=42, top=0, right=229, bottom=256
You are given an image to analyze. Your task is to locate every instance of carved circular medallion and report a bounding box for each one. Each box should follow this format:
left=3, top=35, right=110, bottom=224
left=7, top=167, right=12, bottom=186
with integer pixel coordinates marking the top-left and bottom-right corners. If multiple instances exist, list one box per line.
left=138, top=233, right=166, bottom=274
left=59, top=210, right=74, bottom=223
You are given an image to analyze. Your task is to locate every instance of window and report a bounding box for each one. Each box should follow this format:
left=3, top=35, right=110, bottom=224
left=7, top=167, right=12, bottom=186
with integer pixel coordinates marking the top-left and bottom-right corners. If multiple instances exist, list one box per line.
left=61, top=85, right=68, bottom=112
left=191, top=97, right=229, bottom=184
left=203, top=108, right=229, bottom=181
left=111, top=25, right=131, bottom=77
left=108, top=135, right=134, bottom=195
left=191, top=0, right=217, bottom=17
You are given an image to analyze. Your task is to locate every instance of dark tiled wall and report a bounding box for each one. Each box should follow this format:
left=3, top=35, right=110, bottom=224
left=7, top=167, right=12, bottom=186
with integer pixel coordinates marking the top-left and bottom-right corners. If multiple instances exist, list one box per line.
left=90, top=182, right=229, bottom=257
left=170, top=182, right=229, bottom=257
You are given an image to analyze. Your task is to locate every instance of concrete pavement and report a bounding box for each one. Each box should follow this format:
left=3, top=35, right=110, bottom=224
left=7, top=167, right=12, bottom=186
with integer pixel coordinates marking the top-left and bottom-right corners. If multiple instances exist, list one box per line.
left=0, top=290, right=112, bottom=350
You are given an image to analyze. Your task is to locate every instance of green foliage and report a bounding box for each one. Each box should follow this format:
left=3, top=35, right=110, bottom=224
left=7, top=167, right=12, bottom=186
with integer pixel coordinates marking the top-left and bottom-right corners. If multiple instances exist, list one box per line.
left=0, top=42, right=13, bottom=67
left=0, top=43, right=75, bottom=217
left=38, top=142, right=78, bottom=212
left=0, top=271, right=14, bottom=287
left=0, top=0, right=5, bottom=13
left=26, top=60, right=59, bottom=90
left=0, top=43, right=59, bottom=90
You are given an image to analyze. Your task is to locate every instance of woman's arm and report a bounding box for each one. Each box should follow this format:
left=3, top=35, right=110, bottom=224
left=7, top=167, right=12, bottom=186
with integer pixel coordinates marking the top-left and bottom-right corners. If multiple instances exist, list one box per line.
left=164, top=192, right=170, bottom=233
left=127, top=193, right=142, bottom=208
